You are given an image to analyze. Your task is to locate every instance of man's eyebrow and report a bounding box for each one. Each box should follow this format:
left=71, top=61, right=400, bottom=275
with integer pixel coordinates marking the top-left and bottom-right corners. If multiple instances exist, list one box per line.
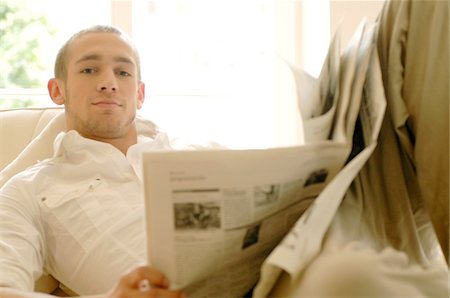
left=75, top=54, right=134, bottom=65
left=76, top=54, right=101, bottom=63
left=114, top=56, right=134, bottom=65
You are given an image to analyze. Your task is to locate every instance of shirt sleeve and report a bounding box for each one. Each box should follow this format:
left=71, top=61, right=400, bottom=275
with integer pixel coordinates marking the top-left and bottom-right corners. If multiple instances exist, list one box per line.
left=0, top=175, right=45, bottom=290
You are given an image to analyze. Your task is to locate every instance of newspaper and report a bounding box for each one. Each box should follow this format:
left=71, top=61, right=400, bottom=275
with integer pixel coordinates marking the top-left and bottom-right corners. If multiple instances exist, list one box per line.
left=142, top=19, right=386, bottom=298
left=287, top=24, right=342, bottom=142
left=142, top=143, right=348, bottom=297
left=330, top=18, right=367, bottom=143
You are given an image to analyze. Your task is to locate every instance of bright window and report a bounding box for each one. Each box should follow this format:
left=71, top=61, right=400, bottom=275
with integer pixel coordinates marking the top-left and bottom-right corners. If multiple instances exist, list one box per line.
left=1, top=0, right=385, bottom=148
left=1, top=0, right=307, bottom=148
left=132, top=0, right=295, bottom=148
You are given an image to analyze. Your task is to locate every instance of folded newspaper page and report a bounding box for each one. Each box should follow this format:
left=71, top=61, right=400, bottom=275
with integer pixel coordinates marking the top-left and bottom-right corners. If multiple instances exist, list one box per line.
left=285, top=24, right=341, bottom=142
left=142, top=143, right=348, bottom=297
left=330, top=18, right=367, bottom=144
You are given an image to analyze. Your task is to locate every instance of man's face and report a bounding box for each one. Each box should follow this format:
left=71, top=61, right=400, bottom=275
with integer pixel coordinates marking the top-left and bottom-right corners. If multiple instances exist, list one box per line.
left=53, top=32, right=144, bottom=141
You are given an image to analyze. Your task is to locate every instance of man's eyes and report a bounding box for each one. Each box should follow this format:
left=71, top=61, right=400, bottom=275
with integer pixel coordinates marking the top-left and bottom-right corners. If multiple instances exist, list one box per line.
left=79, top=68, right=131, bottom=77
left=118, top=71, right=132, bottom=77
left=81, top=68, right=96, bottom=74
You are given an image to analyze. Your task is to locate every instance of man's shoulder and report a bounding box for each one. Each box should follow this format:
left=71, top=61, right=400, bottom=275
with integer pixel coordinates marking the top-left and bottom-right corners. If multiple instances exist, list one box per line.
left=4, top=157, right=60, bottom=189
left=0, top=158, right=62, bottom=210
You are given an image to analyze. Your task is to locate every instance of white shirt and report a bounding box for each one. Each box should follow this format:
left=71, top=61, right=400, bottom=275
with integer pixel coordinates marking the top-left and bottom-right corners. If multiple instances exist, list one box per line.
left=0, top=130, right=178, bottom=295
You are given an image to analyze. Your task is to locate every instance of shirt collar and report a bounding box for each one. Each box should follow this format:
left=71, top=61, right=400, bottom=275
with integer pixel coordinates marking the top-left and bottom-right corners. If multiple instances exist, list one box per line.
left=52, top=129, right=174, bottom=181
left=53, top=130, right=125, bottom=159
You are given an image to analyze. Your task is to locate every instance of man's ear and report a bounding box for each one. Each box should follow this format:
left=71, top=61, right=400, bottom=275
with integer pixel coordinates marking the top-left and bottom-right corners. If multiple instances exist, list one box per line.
left=136, top=82, right=145, bottom=110
left=48, top=78, right=65, bottom=105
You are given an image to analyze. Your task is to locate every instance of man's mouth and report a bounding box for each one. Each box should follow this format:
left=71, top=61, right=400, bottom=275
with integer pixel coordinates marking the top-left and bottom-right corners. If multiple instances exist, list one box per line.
left=92, top=100, right=122, bottom=108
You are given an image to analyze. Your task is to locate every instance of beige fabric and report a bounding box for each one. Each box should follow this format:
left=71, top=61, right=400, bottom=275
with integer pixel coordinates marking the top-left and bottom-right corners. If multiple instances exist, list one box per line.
left=373, top=0, right=449, bottom=263
left=399, top=0, right=449, bottom=263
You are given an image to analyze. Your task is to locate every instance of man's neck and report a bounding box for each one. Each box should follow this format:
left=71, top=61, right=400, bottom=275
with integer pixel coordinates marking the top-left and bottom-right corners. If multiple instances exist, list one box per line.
left=94, top=133, right=138, bottom=155
left=78, top=128, right=139, bottom=155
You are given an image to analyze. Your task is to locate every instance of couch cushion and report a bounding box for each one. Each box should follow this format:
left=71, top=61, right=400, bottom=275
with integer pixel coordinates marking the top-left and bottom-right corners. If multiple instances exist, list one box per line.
left=0, top=107, right=64, bottom=171
left=0, top=108, right=66, bottom=188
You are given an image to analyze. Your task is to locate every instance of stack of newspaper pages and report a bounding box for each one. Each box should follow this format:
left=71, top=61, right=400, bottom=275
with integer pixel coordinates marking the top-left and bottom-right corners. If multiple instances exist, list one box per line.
left=142, top=18, right=386, bottom=298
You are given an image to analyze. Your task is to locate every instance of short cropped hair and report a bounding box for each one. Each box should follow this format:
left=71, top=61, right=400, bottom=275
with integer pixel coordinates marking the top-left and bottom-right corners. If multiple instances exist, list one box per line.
left=54, top=25, right=141, bottom=81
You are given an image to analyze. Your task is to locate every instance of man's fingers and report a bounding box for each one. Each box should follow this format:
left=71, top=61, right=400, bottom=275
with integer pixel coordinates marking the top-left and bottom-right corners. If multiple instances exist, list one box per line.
left=113, top=266, right=187, bottom=297
left=138, top=279, right=152, bottom=292
left=122, top=265, right=170, bottom=289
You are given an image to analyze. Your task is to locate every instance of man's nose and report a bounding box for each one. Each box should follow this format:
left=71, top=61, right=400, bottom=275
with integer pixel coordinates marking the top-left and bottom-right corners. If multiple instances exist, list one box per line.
left=97, top=71, right=118, bottom=92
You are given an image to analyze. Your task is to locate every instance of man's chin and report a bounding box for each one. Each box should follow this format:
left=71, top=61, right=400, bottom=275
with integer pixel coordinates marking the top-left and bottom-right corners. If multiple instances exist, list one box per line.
left=92, top=127, right=124, bottom=139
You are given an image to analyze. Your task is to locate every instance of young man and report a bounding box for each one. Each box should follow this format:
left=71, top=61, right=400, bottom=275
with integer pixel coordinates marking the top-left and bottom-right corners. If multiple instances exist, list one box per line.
left=0, top=25, right=185, bottom=298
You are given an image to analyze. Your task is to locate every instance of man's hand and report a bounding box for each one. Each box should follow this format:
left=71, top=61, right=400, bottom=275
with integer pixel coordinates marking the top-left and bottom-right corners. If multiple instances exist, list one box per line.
left=107, top=266, right=186, bottom=298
